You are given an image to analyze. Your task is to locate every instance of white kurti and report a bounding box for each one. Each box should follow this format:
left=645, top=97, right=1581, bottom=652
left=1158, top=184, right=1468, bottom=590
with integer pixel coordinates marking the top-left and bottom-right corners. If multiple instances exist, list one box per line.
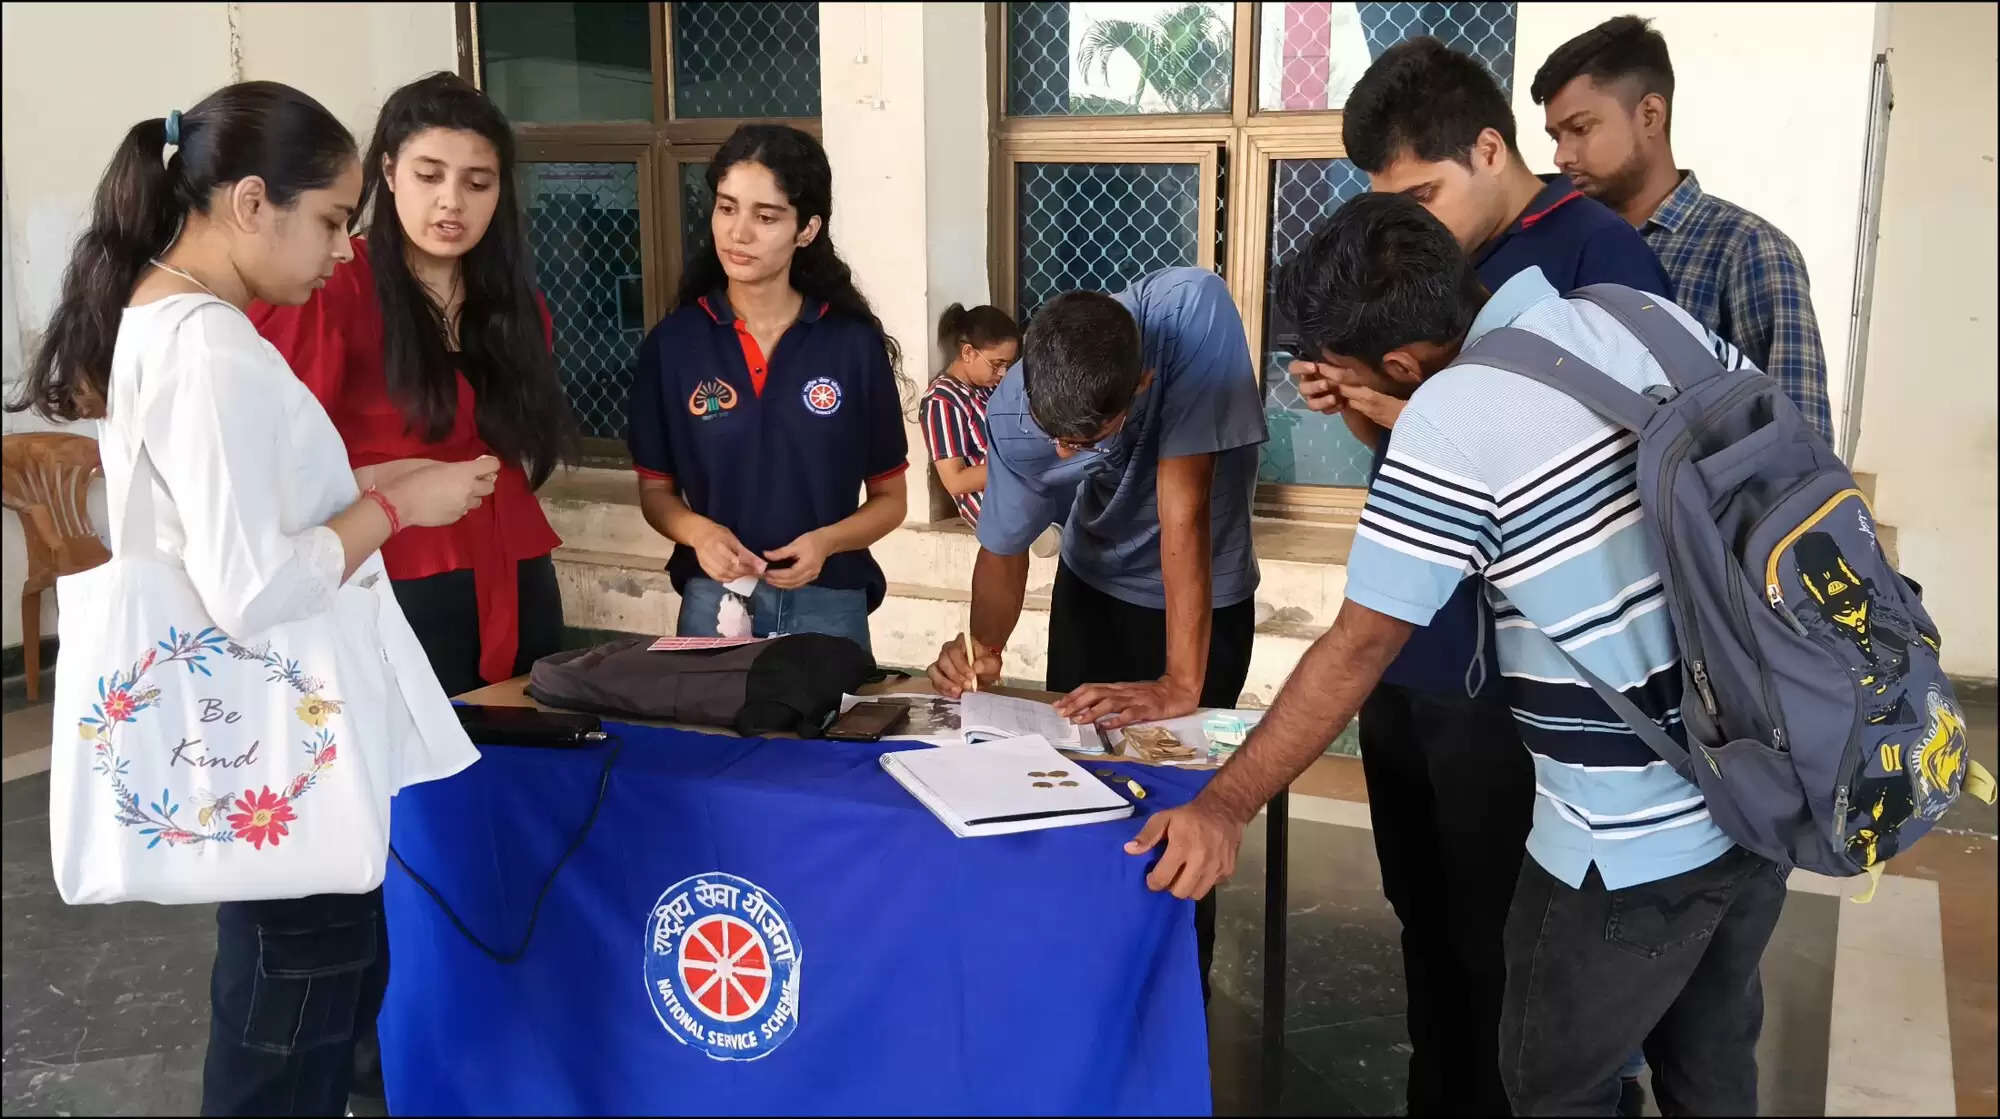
left=99, top=293, right=478, bottom=792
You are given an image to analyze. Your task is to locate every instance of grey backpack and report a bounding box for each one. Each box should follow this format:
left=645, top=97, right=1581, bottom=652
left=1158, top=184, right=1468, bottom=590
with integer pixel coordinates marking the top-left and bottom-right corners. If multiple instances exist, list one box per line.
left=1459, top=284, right=1993, bottom=887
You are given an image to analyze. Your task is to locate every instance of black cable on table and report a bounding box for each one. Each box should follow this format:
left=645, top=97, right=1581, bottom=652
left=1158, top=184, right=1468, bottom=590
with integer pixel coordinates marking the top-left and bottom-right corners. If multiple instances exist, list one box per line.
left=388, top=737, right=622, bottom=965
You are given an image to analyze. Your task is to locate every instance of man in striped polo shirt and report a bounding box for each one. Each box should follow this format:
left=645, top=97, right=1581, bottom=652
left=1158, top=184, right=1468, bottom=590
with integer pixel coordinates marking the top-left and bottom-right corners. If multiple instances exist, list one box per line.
left=1124, top=193, right=1786, bottom=1115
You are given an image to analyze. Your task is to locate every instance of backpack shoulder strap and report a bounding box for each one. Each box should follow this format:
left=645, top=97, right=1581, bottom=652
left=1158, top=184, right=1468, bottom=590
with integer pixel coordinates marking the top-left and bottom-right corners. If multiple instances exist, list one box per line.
left=1570, top=284, right=1731, bottom=391
left=1453, top=328, right=1698, bottom=776
left=1548, top=643, right=1697, bottom=781
left=1456, top=327, right=1657, bottom=434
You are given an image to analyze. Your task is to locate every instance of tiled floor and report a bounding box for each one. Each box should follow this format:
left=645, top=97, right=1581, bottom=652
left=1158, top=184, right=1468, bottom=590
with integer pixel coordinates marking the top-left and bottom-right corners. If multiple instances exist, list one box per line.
left=1204, top=810, right=1838, bottom=1117
left=3, top=771, right=214, bottom=1117
left=2, top=693, right=1995, bottom=1116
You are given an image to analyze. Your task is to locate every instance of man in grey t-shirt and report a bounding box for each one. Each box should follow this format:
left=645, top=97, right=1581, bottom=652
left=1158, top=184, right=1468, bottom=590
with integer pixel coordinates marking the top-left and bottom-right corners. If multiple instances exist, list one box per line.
left=925, top=267, right=1267, bottom=728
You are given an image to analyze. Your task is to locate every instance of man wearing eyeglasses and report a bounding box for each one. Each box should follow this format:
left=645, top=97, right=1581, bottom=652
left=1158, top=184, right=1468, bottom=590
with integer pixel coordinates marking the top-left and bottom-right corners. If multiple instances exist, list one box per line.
left=927, top=266, right=1266, bottom=730
left=925, top=266, right=1266, bottom=994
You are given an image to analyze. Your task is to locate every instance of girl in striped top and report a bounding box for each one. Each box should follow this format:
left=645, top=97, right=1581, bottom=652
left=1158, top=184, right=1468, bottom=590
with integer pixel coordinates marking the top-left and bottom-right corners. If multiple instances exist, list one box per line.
left=920, top=303, right=1018, bottom=528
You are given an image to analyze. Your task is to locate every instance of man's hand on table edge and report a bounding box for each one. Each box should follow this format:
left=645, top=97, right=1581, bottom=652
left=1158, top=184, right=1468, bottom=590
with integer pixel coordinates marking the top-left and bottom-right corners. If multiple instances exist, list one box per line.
left=1122, top=789, right=1254, bottom=900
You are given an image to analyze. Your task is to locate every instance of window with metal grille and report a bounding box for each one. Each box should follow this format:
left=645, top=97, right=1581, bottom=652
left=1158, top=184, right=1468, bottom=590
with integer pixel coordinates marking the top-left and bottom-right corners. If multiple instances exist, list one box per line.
left=671, top=2, right=820, bottom=118
left=1015, top=162, right=1204, bottom=319
left=997, top=1, right=1519, bottom=507
left=679, top=161, right=713, bottom=271
left=465, top=2, right=821, bottom=457
left=1259, top=158, right=1372, bottom=486
left=1257, top=2, right=1516, bottom=111
left=519, top=162, right=648, bottom=441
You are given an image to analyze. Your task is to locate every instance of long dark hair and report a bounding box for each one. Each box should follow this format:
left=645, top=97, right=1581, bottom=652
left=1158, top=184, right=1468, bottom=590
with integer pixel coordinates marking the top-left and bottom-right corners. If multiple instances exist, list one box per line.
left=677, top=124, right=906, bottom=397
left=7, top=82, right=355, bottom=422
left=358, top=72, right=576, bottom=488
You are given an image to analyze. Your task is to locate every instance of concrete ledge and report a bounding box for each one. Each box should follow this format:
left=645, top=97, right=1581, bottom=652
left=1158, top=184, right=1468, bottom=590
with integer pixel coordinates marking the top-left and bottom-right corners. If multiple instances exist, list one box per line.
left=543, top=465, right=1353, bottom=705
left=538, top=465, right=1959, bottom=705
left=540, top=467, right=1358, bottom=634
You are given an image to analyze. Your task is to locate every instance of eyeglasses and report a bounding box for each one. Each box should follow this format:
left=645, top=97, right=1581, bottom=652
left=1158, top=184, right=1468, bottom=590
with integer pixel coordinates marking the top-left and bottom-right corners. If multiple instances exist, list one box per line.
left=1049, top=412, right=1129, bottom=456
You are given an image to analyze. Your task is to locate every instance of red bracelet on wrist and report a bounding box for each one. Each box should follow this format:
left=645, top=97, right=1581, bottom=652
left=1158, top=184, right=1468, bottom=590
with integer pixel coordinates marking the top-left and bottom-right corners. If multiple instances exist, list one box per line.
left=362, top=487, right=402, bottom=536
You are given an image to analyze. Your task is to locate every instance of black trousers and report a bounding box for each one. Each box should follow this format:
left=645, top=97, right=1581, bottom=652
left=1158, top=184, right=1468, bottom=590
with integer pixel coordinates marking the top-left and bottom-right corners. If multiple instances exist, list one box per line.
left=202, top=557, right=564, bottom=1116
left=1500, top=847, right=1787, bottom=1116
left=1044, top=563, right=1256, bottom=709
left=1044, top=561, right=1256, bottom=1001
left=1358, top=682, right=1534, bottom=1117
left=392, top=554, right=566, bottom=698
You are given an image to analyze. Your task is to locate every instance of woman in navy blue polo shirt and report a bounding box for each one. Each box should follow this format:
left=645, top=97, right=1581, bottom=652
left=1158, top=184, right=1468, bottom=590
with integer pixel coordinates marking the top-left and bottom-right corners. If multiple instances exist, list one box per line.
left=627, top=125, right=909, bottom=654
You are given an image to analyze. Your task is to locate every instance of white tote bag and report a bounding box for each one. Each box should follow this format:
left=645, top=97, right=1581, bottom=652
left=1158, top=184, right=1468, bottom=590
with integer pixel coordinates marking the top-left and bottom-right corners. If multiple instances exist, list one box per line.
left=49, top=359, right=398, bottom=907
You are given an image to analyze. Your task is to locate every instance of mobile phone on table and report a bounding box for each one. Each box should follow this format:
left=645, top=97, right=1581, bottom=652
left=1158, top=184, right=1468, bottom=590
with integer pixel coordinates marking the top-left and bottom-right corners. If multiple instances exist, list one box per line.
left=823, top=701, right=910, bottom=742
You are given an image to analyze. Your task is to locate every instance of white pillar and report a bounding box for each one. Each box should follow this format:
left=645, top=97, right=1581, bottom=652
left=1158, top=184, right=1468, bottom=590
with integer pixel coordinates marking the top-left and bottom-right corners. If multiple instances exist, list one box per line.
left=820, top=1, right=991, bottom=523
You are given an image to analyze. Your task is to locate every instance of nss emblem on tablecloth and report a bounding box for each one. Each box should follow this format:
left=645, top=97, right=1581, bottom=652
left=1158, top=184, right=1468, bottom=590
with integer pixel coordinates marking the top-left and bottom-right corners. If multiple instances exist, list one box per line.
left=645, top=872, right=803, bottom=1061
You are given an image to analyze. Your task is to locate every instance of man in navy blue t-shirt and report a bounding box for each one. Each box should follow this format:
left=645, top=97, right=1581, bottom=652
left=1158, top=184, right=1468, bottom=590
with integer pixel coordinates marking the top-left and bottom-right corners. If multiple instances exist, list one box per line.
left=1289, top=37, right=1670, bottom=1118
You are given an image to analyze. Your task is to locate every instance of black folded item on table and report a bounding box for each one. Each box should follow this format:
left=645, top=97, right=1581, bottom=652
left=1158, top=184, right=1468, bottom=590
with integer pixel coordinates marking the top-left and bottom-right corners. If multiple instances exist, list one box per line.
left=526, top=634, right=876, bottom=737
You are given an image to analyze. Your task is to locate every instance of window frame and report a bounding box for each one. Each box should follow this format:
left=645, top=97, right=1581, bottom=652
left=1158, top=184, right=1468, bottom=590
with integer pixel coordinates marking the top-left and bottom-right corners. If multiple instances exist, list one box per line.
left=461, top=2, right=821, bottom=462
left=662, top=143, right=721, bottom=282
left=988, top=1, right=1379, bottom=523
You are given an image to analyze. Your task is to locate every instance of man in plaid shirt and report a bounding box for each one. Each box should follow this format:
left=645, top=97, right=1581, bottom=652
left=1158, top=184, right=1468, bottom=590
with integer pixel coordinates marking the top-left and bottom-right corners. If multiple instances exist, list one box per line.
left=1530, top=14, right=1833, bottom=441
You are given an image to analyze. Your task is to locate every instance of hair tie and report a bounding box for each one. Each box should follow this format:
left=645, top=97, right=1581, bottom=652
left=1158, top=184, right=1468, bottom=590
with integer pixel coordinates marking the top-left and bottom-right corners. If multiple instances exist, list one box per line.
left=164, top=110, right=182, bottom=147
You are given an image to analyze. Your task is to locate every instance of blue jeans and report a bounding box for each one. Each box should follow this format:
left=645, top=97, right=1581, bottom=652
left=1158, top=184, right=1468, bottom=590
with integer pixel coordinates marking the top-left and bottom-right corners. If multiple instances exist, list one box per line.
left=677, top=577, right=873, bottom=656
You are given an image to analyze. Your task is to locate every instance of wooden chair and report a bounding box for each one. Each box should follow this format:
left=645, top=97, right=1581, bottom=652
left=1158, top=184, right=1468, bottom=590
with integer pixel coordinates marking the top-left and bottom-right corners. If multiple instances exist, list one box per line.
left=2, top=433, right=111, bottom=701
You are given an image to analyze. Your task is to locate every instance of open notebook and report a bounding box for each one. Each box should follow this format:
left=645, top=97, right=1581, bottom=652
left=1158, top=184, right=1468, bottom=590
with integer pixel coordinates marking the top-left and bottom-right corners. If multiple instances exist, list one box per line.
left=960, top=692, right=1107, bottom=753
left=880, top=736, right=1133, bottom=837
left=834, top=692, right=1109, bottom=753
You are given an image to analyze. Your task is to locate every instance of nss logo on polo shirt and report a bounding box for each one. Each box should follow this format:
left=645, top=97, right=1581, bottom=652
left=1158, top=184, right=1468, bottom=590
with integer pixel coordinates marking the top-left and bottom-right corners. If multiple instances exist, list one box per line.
left=801, top=376, right=842, bottom=416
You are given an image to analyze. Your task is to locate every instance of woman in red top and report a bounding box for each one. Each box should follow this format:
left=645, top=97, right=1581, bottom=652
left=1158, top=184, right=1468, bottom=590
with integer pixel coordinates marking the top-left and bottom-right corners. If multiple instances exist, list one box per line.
left=254, top=74, right=576, bottom=699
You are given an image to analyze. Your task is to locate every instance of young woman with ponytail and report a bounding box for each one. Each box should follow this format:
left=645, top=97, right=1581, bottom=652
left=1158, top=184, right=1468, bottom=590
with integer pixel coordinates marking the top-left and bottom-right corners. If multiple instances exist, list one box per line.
left=4, top=82, right=496, bottom=1116
left=920, top=303, right=1019, bottom=529
left=626, top=124, right=910, bottom=652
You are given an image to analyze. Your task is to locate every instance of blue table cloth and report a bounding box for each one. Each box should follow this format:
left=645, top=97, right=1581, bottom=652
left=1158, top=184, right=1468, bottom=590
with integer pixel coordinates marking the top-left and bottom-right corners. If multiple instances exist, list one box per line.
left=378, top=722, right=1215, bottom=1115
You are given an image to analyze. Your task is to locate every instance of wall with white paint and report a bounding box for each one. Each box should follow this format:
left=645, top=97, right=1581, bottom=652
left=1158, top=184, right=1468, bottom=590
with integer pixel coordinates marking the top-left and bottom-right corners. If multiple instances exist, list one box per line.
left=1511, top=2, right=1885, bottom=450
left=820, top=2, right=992, bottom=523
left=1852, top=2, right=1998, bottom=678
left=0, top=2, right=458, bottom=649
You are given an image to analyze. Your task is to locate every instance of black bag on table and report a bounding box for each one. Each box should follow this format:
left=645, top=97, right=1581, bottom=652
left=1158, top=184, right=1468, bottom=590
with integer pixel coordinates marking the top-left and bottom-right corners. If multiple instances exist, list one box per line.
left=525, top=634, right=876, bottom=737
